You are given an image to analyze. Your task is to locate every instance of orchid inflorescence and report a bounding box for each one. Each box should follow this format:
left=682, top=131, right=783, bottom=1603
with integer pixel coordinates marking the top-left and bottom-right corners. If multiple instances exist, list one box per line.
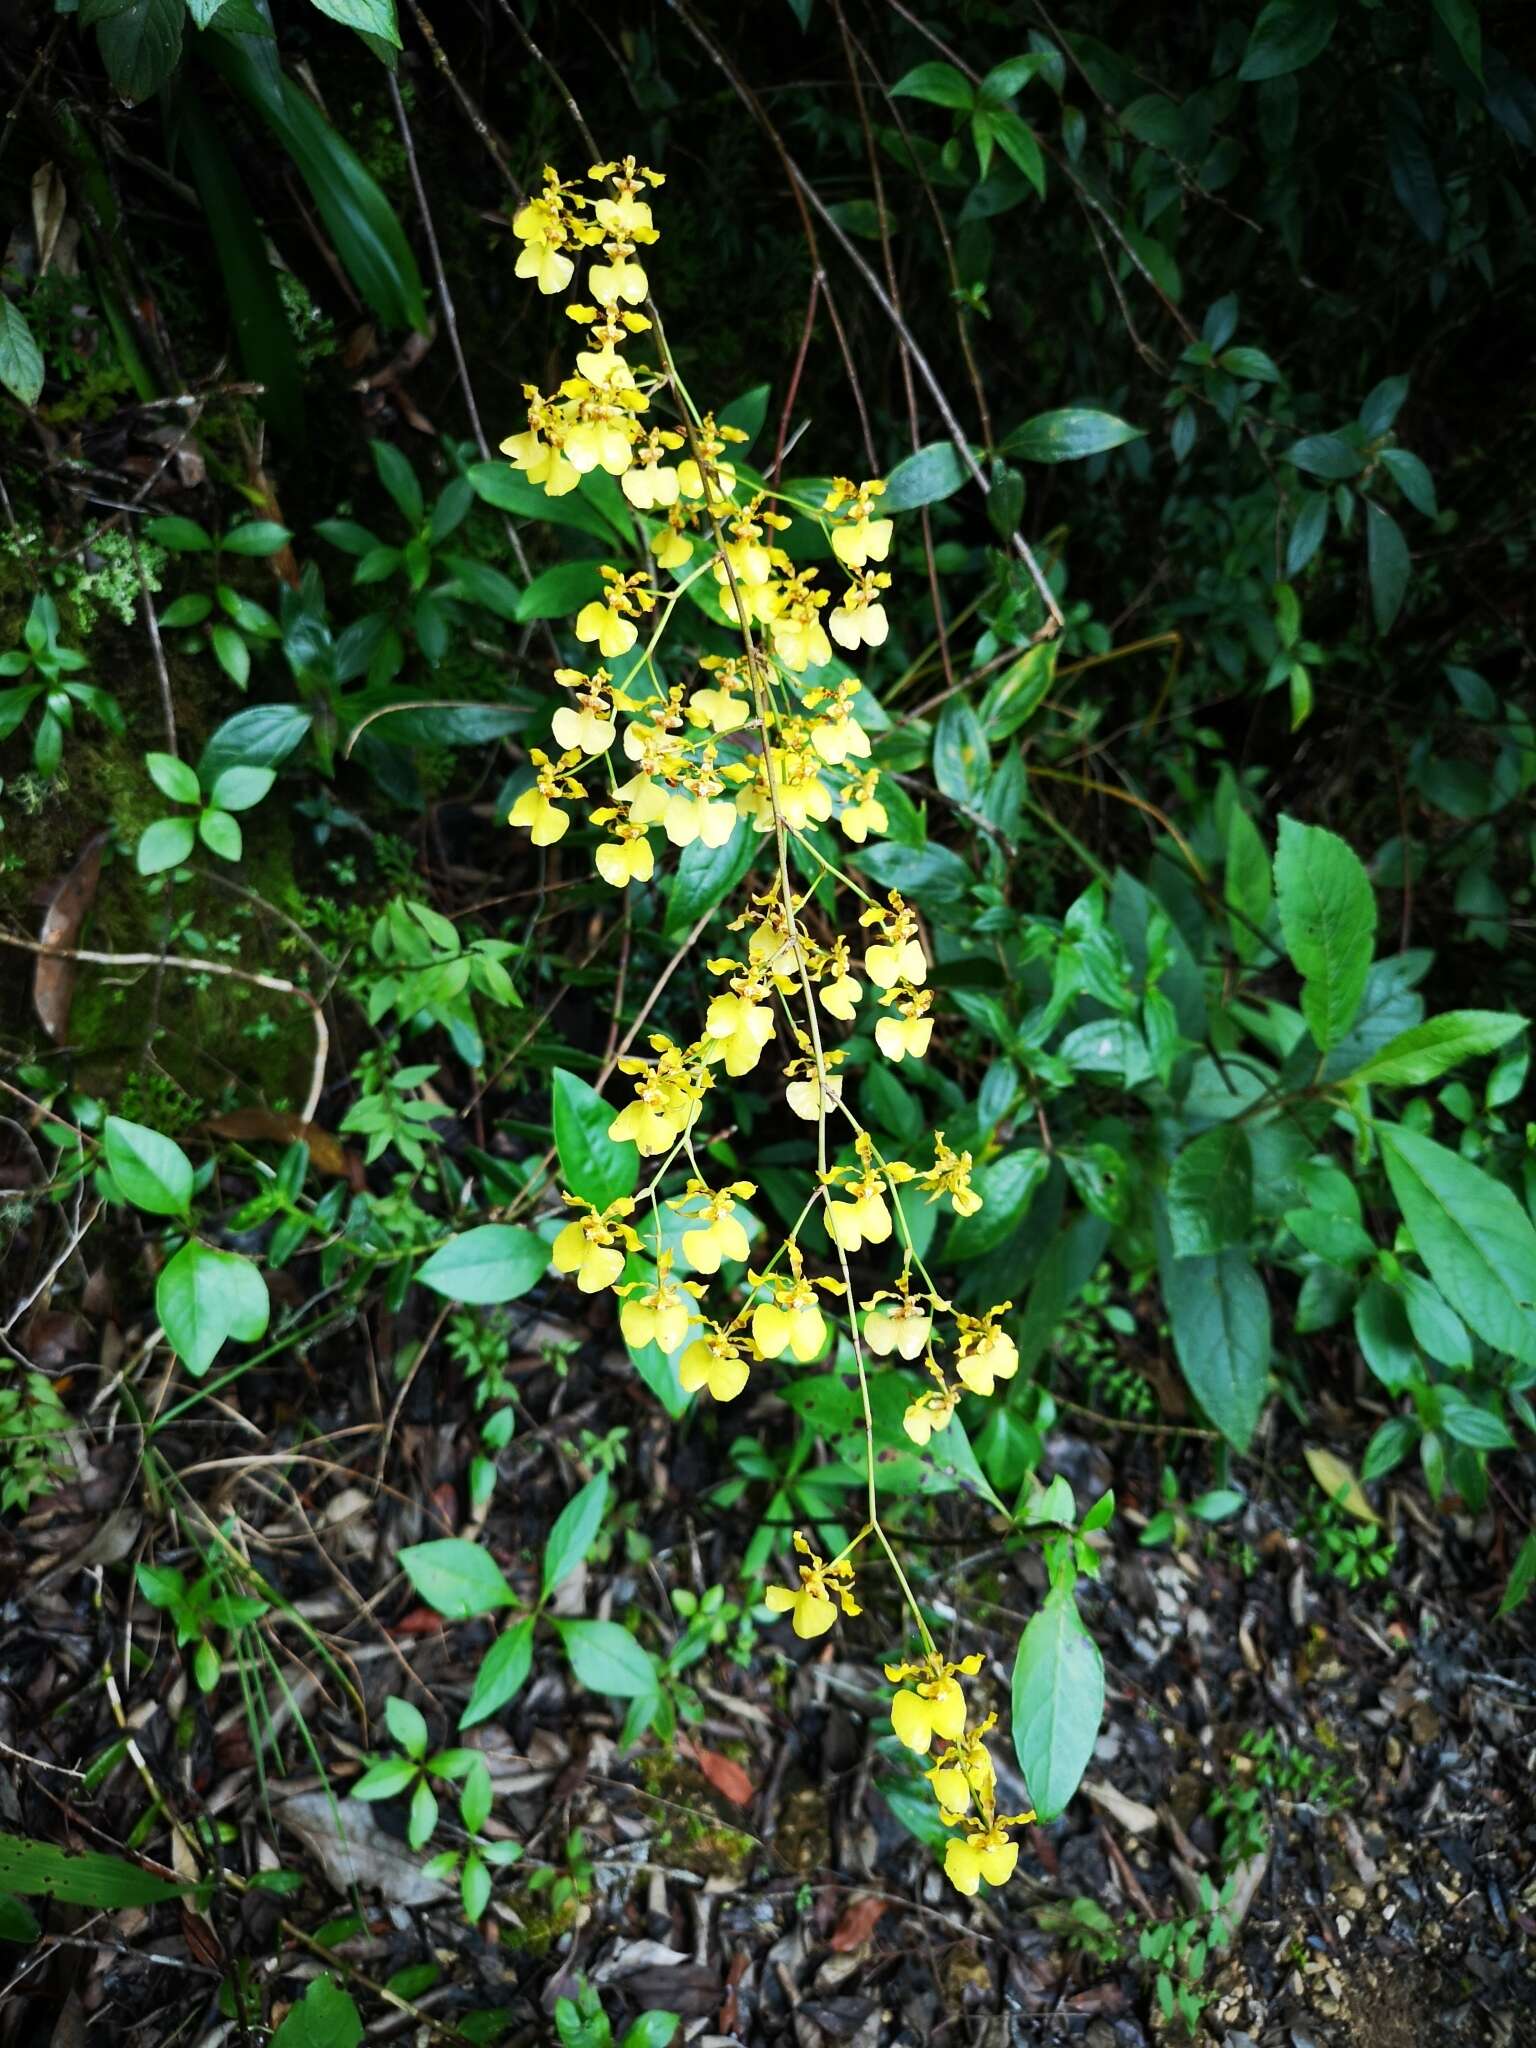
left=508, top=157, right=1032, bottom=1893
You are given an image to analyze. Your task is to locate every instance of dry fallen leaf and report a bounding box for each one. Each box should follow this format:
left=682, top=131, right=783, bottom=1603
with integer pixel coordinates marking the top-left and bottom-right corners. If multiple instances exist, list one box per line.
left=679, top=1734, right=755, bottom=1808
left=1304, top=1444, right=1379, bottom=1524
left=276, top=1791, right=450, bottom=1906
left=31, top=161, right=67, bottom=277
left=203, top=1108, right=362, bottom=1185
left=828, top=1892, right=888, bottom=1952
left=34, top=831, right=107, bottom=1042
left=1083, top=1778, right=1158, bottom=1835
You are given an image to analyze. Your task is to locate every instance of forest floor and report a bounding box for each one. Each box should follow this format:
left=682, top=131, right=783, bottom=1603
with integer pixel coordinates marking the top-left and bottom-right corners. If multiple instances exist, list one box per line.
left=4, top=1285, right=1534, bottom=2048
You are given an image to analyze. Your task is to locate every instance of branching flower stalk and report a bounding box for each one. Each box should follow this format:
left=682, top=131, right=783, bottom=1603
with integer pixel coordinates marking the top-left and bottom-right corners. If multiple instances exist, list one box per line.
left=504, top=156, right=1032, bottom=1893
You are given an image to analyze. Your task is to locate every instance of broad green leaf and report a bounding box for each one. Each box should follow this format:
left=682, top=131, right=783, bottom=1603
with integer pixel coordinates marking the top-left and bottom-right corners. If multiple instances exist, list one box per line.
left=1378, top=1125, right=1536, bottom=1367
left=221, top=520, right=293, bottom=556
left=0, top=299, right=44, bottom=408
left=207, top=39, right=425, bottom=330
left=946, top=1151, right=1050, bottom=1261
left=1362, top=1417, right=1418, bottom=1481
left=1011, top=1587, right=1103, bottom=1821
left=0, top=1895, right=40, bottom=1943
left=852, top=838, right=972, bottom=906
left=145, top=751, right=201, bottom=806
left=305, top=0, right=401, bottom=45
left=664, top=822, right=756, bottom=938
left=1157, top=1214, right=1270, bottom=1451
left=932, top=695, right=989, bottom=805
left=198, top=705, right=311, bottom=786
left=398, top=1539, right=516, bottom=1620
left=1379, top=448, right=1437, bottom=519
left=980, top=640, right=1055, bottom=738
left=0, top=1833, right=189, bottom=1909
left=1286, top=491, right=1329, bottom=575
left=1365, top=499, right=1410, bottom=633
left=1437, top=1389, right=1514, bottom=1451
left=1167, top=1126, right=1253, bottom=1257
left=83, top=0, right=184, bottom=102
left=156, top=1240, right=271, bottom=1376
left=889, top=61, right=974, bottom=108
left=1003, top=408, right=1144, bottom=463
left=1497, top=1531, right=1536, bottom=1619
left=384, top=1696, right=429, bottom=1758
left=198, top=807, right=243, bottom=861
left=553, top=1068, right=639, bottom=1209
left=103, top=1116, right=193, bottom=1217
left=1285, top=432, right=1361, bottom=480
left=1348, top=1011, right=1525, bottom=1088
left=1432, top=0, right=1482, bottom=80
left=881, top=441, right=971, bottom=512
left=270, top=1974, right=363, bottom=2048
left=1354, top=1279, right=1417, bottom=1392
left=556, top=1619, right=658, bottom=1698
left=417, top=1225, right=547, bottom=1305
left=209, top=764, right=276, bottom=812
left=515, top=560, right=606, bottom=622
left=541, top=1474, right=610, bottom=1599
left=1237, top=0, right=1337, bottom=82
left=136, top=815, right=197, bottom=875
left=1400, top=1271, right=1471, bottom=1367
left=1225, top=801, right=1271, bottom=964
left=718, top=380, right=771, bottom=448
left=1274, top=816, right=1376, bottom=1050
left=466, top=461, right=625, bottom=544
left=619, top=2014, right=681, bottom=2048
left=459, top=1617, right=535, bottom=1728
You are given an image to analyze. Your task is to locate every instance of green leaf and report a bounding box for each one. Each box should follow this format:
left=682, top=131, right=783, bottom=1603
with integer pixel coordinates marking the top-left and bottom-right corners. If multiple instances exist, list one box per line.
left=1237, top=0, right=1337, bottom=82
left=945, top=1151, right=1050, bottom=1261
left=1167, top=1127, right=1254, bottom=1256
left=932, top=695, right=989, bottom=805
left=619, top=2014, right=681, bottom=2048
left=552, top=1069, right=637, bottom=1210
left=1285, top=433, right=1361, bottom=481
left=306, top=0, right=400, bottom=44
left=664, top=822, right=756, bottom=938
left=1365, top=499, right=1411, bottom=633
left=718, top=381, right=771, bottom=449
left=1286, top=491, right=1329, bottom=575
left=541, top=1474, right=610, bottom=1599
left=1274, top=816, right=1377, bottom=1050
left=1379, top=448, right=1437, bottom=519
left=1432, top=0, right=1482, bottom=80
left=466, top=461, right=624, bottom=544
left=384, top=1695, right=429, bottom=1758
left=398, top=1539, right=516, bottom=1620
left=1218, top=346, right=1281, bottom=383
left=209, top=764, right=276, bottom=812
left=417, top=1225, right=548, bottom=1305
left=221, top=520, right=293, bottom=556
left=1438, top=1389, right=1514, bottom=1451
left=198, top=807, right=243, bottom=861
left=206, top=38, right=425, bottom=330
left=146, top=751, right=201, bottom=806
left=514, top=560, right=606, bottom=622
left=0, top=299, right=44, bottom=408
left=459, top=1617, right=535, bottom=1728
left=1497, top=1531, right=1536, bottom=1619
left=1354, top=1278, right=1417, bottom=1392
left=890, top=61, right=975, bottom=108
left=371, top=439, right=423, bottom=526
left=1157, top=1216, right=1270, bottom=1451
left=158, top=594, right=213, bottom=628
left=1011, top=1587, right=1104, bottom=1822
left=1225, top=800, right=1271, bottom=964
left=103, top=1116, right=193, bottom=1217
left=556, top=1619, right=658, bottom=1699
left=156, top=1239, right=271, bottom=1376
left=0, top=1895, right=40, bottom=1943
left=270, top=1974, right=363, bottom=2048
left=198, top=704, right=311, bottom=786
left=136, top=815, right=197, bottom=875
left=1003, top=408, right=1144, bottom=463
left=852, top=839, right=972, bottom=906
left=0, top=1833, right=189, bottom=1909
left=84, top=0, right=185, bottom=102
left=881, top=442, right=971, bottom=513
left=1348, top=1012, right=1525, bottom=1088
left=987, top=109, right=1046, bottom=196
left=1377, top=1125, right=1536, bottom=1367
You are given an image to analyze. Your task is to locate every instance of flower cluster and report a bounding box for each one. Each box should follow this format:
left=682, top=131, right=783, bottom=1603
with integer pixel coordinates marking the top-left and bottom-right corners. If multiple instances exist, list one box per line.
left=506, top=158, right=1032, bottom=1898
